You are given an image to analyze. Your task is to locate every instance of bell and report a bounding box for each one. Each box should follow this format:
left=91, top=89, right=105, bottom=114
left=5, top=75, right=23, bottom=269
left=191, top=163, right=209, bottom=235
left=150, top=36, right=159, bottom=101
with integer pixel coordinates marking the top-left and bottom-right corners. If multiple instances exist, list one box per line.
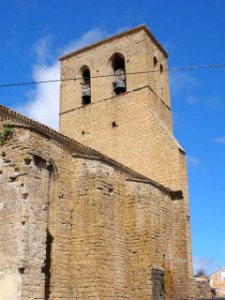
left=114, top=80, right=126, bottom=94
left=82, top=89, right=91, bottom=105
left=83, top=89, right=90, bottom=97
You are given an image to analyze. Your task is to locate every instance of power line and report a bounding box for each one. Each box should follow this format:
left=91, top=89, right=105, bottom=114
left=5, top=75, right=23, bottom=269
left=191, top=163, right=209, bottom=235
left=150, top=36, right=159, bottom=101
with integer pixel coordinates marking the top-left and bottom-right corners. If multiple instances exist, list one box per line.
left=0, top=63, right=225, bottom=89
left=169, top=63, right=225, bottom=71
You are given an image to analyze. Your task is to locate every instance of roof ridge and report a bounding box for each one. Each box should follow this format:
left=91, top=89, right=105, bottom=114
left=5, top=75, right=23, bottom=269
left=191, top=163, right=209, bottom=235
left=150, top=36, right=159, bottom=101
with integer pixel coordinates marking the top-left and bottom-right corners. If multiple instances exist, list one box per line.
left=209, top=268, right=225, bottom=276
left=59, top=24, right=168, bottom=61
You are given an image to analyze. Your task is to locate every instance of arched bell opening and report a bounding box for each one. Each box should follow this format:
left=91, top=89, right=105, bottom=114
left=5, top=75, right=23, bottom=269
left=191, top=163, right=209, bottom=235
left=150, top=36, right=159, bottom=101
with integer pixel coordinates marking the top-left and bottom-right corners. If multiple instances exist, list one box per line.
left=109, top=53, right=126, bottom=95
left=80, top=66, right=91, bottom=105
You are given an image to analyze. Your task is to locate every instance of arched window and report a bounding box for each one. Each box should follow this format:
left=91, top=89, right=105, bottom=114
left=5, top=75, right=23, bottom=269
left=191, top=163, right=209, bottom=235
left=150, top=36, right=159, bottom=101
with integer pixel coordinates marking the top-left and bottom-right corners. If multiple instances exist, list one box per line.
left=109, top=53, right=126, bottom=95
left=80, top=66, right=91, bottom=105
left=153, top=56, right=158, bottom=67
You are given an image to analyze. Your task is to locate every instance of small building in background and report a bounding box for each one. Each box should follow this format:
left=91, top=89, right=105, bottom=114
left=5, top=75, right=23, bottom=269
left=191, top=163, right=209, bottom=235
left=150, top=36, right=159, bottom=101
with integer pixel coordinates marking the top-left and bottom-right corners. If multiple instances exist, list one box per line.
left=209, top=269, right=225, bottom=297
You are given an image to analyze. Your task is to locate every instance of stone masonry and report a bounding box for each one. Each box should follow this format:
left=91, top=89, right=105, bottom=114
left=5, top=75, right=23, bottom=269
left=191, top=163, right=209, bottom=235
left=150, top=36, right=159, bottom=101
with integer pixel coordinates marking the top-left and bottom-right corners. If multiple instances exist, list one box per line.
left=59, top=25, right=194, bottom=297
left=0, top=25, right=200, bottom=299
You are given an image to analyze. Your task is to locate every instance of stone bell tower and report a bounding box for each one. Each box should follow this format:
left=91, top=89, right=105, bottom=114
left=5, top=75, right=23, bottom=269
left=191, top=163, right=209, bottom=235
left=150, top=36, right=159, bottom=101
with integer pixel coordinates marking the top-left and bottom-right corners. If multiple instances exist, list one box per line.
left=59, top=24, right=194, bottom=296
left=59, top=24, right=175, bottom=189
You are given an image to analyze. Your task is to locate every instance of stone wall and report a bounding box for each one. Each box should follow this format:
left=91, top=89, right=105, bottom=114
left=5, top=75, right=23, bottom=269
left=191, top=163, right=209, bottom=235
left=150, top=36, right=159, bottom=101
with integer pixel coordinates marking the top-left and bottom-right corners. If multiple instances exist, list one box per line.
left=0, top=117, right=191, bottom=299
left=59, top=25, right=194, bottom=298
left=0, top=121, right=75, bottom=299
left=70, top=158, right=174, bottom=299
left=0, top=132, right=21, bottom=300
left=60, top=86, right=176, bottom=189
left=0, top=127, right=51, bottom=299
left=59, top=88, right=194, bottom=292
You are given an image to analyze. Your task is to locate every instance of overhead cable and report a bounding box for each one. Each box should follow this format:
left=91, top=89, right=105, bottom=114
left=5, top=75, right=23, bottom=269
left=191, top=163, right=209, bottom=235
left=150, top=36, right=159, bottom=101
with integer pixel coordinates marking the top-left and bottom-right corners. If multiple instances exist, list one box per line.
left=0, top=63, right=225, bottom=89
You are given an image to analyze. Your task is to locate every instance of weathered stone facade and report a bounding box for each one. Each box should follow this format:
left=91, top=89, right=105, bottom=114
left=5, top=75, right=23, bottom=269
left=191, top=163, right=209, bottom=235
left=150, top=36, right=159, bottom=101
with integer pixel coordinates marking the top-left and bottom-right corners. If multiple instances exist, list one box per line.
left=0, top=25, right=199, bottom=299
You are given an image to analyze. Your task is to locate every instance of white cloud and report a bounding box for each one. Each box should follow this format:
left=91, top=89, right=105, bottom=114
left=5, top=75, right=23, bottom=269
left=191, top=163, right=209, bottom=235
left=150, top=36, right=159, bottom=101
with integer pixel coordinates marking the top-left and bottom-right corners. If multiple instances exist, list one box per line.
left=18, top=62, right=60, bottom=129
left=186, top=96, right=199, bottom=104
left=114, top=26, right=130, bottom=34
left=170, top=71, right=222, bottom=108
left=16, top=28, right=108, bottom=130
left=205, top=97, right=222, bottom=108
left=187, top=155, right=200, bottom=166
left=32, top=35, right=53, bottom=64
left=169, top=71, right=198, bottom=95
left=162, top=41, right=176, bottom=54
left=186, top=96, right=222, bottom=107
left=60, top=28, right=108, bottom=56
left=193, top=256, right=218, bottom=275
left=212, top=137, right=225, bottom=145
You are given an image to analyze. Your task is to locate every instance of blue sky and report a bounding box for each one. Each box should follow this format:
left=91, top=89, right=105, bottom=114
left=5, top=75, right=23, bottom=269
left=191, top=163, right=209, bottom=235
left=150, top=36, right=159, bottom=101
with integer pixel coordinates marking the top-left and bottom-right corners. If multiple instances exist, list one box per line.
left=0, top=0, right=224, bottom=275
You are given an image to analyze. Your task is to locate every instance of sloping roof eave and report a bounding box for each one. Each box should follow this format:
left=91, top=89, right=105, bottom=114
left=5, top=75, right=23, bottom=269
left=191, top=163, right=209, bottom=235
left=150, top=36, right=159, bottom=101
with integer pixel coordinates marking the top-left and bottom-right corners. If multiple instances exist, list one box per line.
left=0, top=104, right=177, bottom=197
left=59, top=24, right=168, bottom=61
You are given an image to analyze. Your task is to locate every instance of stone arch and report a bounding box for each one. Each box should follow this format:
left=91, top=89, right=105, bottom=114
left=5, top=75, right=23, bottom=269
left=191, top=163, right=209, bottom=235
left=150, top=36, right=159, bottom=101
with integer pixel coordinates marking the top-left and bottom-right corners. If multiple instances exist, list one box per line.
left=107, top=52, right=126, bottom=95
left=79, top=65, right=91, bottom=105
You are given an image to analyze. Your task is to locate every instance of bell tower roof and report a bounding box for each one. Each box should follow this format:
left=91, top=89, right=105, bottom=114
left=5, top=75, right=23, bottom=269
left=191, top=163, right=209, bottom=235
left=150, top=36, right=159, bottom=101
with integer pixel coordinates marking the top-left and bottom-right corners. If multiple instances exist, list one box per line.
left=59, top=24, right=168, bottom=61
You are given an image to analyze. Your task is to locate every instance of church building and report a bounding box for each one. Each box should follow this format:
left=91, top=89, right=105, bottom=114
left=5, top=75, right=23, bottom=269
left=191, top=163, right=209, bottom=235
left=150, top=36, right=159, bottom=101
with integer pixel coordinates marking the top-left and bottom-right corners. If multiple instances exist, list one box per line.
left=0, top=25, right=199, bottom=299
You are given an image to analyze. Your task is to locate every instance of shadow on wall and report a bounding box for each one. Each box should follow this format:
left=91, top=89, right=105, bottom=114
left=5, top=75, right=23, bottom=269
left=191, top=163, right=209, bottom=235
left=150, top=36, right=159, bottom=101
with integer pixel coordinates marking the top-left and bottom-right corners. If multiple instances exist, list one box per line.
left=44, top=229, right=54, bottom=300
